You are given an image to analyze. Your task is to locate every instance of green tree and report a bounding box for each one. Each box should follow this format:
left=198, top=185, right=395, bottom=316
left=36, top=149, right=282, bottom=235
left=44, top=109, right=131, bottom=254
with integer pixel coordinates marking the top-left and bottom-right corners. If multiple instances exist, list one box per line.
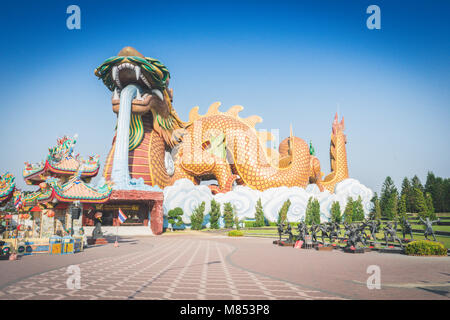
left=400, top=177, right=413, bottom=213
left=330, top=201, right=342, bottom=223
left=380, top=176, right=397, bottom=216
left=425, top=171, right=445, bottom=213
left=352, top=196, right=365, bottom=221
left=445, top=178, right=450, bottom=212
left=343, top=197, right=354, bottom=224
left=168, top=207, right=184, bottom=231
left=414, top=187, right=428, bottom=220
left=190, top=202, right=205, bottom=230
left=425, top=192, right=436, bottom=220
left=254, top=198, right=265, bottom=227
left=223, top=202, right=235, bottom=229
left=234, top=212, right=242, bottom=230
left=305, top=197, right=320, bottom=225
left=411, top=175, right=424, bottom=192
left=398, top=193, right=407, bottom=230
left=311, top=199, right=321, bottom=224
left=369, top=193, right=381, bottom=220
left=209, top=200, right=221, bottom=229
left=384, top=190, right=398, bottom=220
left=277, top=199, right=291, bottom=225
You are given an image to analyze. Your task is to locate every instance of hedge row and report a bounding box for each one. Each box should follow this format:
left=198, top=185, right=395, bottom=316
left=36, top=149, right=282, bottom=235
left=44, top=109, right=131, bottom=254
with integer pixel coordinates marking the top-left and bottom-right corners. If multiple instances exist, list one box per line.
left=404, top=240, right=447, bottom=256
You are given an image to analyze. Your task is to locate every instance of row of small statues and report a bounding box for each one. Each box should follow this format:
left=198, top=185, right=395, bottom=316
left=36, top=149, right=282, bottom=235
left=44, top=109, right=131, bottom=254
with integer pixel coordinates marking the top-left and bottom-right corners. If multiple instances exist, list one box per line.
left=277, top=217, right=441, bottom=249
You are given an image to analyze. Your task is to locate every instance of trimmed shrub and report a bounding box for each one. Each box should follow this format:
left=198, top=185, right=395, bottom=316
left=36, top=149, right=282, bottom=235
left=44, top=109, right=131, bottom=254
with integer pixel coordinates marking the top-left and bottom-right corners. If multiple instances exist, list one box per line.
left=352, top=196, right=365, bottom=222
left=305, top=197, right=320, bottom=225
left=223, top=202, right=234, bottom=228
left=277, top=199, right=291, bottom=225
left=330, top=201, right=342, bottom=223
left=343, top=197, right=353, bottom=224
left=168, top=207, right=184, bottom=230
left=254, top=198, right=265, bottom=227
left=405, top=240, right=447, bottom=256
left=209, top=200, right=221, bottom=229
left=191, top=202, right=205, bottom=230
left=228, top=230, right=244, bottom=237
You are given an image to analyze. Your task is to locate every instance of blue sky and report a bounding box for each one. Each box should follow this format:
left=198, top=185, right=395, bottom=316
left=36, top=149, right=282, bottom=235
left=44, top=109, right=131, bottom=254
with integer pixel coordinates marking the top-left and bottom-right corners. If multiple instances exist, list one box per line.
left=0, top=0, right=449, bottom=193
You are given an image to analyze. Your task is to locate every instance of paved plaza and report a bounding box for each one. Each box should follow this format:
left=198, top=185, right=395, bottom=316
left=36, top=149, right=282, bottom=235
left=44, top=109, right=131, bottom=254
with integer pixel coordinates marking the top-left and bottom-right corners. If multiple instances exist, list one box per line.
left=0, top=234, right=449, bottom=300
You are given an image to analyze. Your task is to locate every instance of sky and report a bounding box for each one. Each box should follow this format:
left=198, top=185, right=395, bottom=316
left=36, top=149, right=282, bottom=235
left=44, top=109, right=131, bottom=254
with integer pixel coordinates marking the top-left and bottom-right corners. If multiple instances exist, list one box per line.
left=0, top=0, right=449, bottom=194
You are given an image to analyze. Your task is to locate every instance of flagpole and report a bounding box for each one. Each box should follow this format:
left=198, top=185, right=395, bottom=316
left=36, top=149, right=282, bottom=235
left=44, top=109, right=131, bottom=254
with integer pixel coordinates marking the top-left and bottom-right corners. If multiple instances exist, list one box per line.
left=114, top=209, right=119, bottom=247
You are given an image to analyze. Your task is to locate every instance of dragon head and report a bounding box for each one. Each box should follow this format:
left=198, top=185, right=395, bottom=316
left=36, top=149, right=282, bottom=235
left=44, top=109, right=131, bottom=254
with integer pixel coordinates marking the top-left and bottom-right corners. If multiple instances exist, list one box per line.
left=94, top=46, right=185, bottom=146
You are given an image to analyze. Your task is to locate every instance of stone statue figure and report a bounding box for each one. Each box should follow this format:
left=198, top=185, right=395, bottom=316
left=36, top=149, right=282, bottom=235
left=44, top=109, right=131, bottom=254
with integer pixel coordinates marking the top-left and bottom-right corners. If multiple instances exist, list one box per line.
left=366, top=219, right=381, bottom=241
left=383, top=221, right=403, bottom=248
left=401, top=217, right=414, bottom=240
left=419, top=217, right=440, bottom=241
left=309, top=223, right=319, bottom=243
left=284, top=224, right=294, bottom=243
left=328, top=221, right=341, bottom=242
left=355, top=223, right=368, bottom=246
left=277, top=223, right=284, bottom=241
left=318, top=223, right=330, bottom=244
left=92, top=212, right=104, bottom=239
left=297, top=221, right=308, bottom=242
left=343, top=223, right=366, bottom=249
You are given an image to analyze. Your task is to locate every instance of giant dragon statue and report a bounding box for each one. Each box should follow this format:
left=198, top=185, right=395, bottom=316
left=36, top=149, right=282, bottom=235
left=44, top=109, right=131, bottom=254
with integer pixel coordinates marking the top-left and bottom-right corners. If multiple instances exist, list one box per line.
left=95, top=47, right=348, bottom=194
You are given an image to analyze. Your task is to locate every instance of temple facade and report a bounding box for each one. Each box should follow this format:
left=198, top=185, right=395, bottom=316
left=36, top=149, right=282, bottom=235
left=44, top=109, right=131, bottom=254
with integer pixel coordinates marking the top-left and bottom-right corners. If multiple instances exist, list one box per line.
left=16, top=135, right=164, bottom=237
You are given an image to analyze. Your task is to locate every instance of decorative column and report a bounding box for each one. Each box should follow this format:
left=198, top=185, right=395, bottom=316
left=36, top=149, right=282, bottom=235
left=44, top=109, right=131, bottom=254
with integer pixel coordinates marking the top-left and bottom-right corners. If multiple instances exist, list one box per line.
left=150, top=200, right=164, bottom=235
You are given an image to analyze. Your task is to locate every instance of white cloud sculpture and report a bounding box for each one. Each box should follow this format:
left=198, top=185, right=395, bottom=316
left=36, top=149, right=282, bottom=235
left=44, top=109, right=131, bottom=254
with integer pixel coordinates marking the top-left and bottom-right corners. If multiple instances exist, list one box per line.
left=163, top=178, right=373, bottom=225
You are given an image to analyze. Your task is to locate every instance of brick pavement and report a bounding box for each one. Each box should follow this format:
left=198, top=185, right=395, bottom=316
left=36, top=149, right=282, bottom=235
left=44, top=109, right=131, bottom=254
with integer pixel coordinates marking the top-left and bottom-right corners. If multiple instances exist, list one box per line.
left=0, top=235, right=448, bottom=300
left=0, top=238, right=340, bottom=300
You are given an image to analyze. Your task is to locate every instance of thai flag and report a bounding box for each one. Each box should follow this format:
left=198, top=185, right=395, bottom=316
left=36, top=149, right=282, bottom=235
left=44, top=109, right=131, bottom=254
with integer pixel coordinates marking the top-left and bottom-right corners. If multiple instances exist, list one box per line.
left=118, top=208, right=127, bottom=224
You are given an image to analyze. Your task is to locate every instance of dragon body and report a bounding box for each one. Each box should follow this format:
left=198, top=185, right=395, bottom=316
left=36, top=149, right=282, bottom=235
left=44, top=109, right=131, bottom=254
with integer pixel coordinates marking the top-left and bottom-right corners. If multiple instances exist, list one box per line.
left=96, top=47, right=349, bottom=194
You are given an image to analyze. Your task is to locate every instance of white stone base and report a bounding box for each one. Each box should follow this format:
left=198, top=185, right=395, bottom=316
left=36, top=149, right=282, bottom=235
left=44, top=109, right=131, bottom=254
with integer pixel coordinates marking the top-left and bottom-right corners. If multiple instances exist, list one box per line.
left=83, top=226, right=155, bottom=236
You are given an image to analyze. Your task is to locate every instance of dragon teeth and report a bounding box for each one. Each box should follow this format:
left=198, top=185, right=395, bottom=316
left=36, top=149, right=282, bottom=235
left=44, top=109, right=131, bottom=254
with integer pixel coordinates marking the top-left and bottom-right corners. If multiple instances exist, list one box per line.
left=135, top=65, right=141, bottom=80
left=152, top=89, right=163, bottom=101
left=112, top=66, right=118, bottom=80
left=140, top=74, right=152, bottom=89
left=112, top=88, right=119, bottom=100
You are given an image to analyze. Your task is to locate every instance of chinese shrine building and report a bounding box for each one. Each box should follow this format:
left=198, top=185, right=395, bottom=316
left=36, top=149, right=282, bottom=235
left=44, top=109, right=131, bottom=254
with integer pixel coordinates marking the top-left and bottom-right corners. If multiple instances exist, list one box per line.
left=17, top=135, right=164, bottom=237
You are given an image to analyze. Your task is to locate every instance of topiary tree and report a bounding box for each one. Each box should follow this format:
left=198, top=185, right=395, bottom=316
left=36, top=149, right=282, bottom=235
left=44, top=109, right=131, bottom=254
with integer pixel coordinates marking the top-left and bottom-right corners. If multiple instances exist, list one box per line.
left=330, top=201, right=342, bottom=223
left=254, top=198, right=265, bottom=227
left=352, top=196, right=365, bottom=222
left=209, top=199, right=221, bottom=229
left=277, top=199, right=291, bottom=225
left=311, top=198, right=321, bottom=224
left=168, top=207, right=184, bottom=231
left=223, top=202, right=234, bottom=229
left=190, top=202, right=205, bottom=230
left=305, top=197, right=320, bottom=224
left=343, top=197, right=353, bottom=224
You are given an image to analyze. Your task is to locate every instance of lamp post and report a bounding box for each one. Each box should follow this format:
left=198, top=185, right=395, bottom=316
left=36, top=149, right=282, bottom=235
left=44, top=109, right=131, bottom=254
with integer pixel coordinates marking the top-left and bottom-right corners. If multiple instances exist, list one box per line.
left=70, top=201, right=81, bottom=237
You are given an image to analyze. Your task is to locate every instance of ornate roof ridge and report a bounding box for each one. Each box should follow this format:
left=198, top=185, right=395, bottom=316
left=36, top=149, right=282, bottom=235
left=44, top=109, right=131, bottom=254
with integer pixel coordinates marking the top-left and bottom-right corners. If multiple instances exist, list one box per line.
left=0, top=172, right=15, bottom=204
left=23, top=135, right=101, bottom=183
